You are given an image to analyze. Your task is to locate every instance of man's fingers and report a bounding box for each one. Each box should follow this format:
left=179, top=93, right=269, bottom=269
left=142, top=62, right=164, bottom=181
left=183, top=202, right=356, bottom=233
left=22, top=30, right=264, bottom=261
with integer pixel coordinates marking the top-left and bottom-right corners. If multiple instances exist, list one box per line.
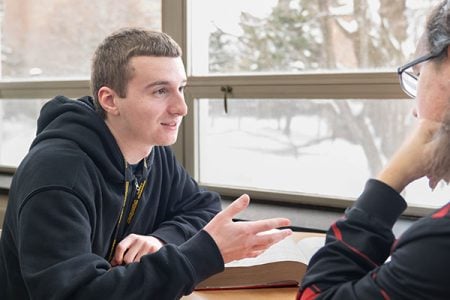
left=111, top=235, right=136, bottom=265
left=246, top=218, right=291, bottom=234
left=219, top=194, right=250, bottom=219
left=246, top=229, right=292, bottom=258
left=256, top=228, right=292, bottom=246
left=123, top=247, right=139, bottom=264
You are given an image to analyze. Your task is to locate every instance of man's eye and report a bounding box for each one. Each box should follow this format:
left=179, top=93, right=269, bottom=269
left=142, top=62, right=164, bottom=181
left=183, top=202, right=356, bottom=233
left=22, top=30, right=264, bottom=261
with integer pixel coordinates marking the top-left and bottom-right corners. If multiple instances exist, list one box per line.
left=179, top=86, right=186, bottom=92
left=155, top=88, right=167, bottom=95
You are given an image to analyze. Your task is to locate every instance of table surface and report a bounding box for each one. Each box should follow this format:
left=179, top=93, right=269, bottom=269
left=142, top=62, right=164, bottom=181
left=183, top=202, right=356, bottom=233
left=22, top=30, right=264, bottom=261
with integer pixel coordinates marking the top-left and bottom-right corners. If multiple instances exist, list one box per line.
left=182, top=286, right=298, bottom=300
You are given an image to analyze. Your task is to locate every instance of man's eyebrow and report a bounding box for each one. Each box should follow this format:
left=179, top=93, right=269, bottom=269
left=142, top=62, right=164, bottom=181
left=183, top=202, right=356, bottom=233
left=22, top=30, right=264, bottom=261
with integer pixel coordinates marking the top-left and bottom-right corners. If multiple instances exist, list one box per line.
left=145, top=81, right=170, bottom=88
left=145, top=80, right=187, bottom=88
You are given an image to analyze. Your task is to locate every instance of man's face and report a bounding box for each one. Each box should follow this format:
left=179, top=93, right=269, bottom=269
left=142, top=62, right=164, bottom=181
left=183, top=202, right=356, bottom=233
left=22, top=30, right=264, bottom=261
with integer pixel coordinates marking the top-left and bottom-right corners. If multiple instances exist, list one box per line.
left=113, top=56, right=188, bottom=149
left=413, top=37, right=450, bottom=184
left=414, top=43, right=450, bottom=122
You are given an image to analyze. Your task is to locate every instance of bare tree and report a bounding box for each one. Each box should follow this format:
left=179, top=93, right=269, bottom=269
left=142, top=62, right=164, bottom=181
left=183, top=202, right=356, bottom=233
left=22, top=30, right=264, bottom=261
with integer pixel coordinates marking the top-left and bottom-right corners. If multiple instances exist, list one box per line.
left=208, top=0, right=412, bottom=175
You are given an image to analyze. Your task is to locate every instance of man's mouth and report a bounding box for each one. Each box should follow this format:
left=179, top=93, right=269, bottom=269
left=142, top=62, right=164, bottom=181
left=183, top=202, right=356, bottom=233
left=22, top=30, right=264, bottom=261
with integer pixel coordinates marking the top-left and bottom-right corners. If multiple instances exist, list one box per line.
left=161, top=121, right=179, bottom=128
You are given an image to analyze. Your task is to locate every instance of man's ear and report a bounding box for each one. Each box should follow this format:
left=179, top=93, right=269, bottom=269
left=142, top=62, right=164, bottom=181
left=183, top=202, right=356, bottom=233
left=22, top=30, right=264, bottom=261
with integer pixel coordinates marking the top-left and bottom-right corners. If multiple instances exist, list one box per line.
left=97, top=87, right=120, bottom=116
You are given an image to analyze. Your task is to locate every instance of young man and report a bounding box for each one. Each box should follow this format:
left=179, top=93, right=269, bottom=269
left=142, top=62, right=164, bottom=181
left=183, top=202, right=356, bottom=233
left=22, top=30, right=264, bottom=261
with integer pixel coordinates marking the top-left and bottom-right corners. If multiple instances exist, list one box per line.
left=298, top=1, right=450, bottom=299
left=0, top=28, right=291, bottom=299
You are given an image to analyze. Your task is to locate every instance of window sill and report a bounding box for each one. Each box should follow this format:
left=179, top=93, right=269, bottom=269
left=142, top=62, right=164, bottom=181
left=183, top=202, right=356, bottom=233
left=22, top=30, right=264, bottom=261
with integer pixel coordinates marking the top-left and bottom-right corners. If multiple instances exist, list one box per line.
left=221, top=198, right=415, bottom=237
left=0, top=174, right=12, bottom=193
left=0, top=173, right=415, bottom=236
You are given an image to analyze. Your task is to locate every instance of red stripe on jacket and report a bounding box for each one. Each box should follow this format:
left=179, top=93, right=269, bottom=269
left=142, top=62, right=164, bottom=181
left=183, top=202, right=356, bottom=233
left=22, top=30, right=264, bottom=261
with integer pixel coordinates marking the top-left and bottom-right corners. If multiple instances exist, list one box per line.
left=297, top=285, right=320, bottom=300
left=432, top=202, right=450, bottom=219
left=331, top=223, right=378, bottom=267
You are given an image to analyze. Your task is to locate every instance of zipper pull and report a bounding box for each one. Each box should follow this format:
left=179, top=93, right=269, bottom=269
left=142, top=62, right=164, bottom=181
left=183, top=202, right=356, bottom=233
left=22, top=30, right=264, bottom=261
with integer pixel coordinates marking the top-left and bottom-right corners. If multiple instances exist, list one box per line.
left=134, top=180, right=140, bottom=192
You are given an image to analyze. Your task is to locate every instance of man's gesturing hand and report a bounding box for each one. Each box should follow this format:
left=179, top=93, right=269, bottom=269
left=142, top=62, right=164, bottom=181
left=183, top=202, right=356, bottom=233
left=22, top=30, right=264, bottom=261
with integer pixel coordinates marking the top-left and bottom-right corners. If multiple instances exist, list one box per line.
left=204, top=194, right=292, bottom=263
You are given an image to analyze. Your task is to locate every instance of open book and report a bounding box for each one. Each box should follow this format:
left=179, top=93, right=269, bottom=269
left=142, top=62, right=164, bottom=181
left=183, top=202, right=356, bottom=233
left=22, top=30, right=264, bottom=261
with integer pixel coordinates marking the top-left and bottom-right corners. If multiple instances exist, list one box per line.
left=195, top=231, right=325, bottom=290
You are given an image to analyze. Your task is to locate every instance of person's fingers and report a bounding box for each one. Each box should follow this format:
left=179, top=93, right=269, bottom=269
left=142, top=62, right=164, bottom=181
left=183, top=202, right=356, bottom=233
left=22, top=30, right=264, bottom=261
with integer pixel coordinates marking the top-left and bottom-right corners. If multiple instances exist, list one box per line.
left=134, top=252, right=145, bottom=263
left=428, top=175, right=438, bottom=190
left=415, top=119, right=441, bottom=145
left=246, top=249, right=265, bottom=258
left=245, top=218, right=291, bottom=234
left=217, top=194, right=250, bottom=219
left=123, top=245, right=139, bottom=264
left=110, top=257, right=119, bottom=267
left=112, top=235, right=135, bottom=265
left=238, top=229, right=292, bottom=259
left=111, top=252, right=124, bottom=266
left=131, top=244, right=159, bottom=263
left=253, top=228, right=292, bottom=249
left=111, top=244, right=126, bottom=266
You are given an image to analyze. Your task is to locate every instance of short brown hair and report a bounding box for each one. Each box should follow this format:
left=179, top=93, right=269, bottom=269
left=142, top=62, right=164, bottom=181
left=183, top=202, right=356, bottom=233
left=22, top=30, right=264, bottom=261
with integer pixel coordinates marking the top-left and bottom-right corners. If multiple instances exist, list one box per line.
left=90, top=28, right=182, bottom=118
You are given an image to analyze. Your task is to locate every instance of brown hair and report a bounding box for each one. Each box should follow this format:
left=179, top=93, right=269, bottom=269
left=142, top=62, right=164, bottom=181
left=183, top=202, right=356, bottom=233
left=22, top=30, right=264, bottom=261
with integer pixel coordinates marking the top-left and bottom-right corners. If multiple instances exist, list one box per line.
left=90, top=28, right=182, bottom=118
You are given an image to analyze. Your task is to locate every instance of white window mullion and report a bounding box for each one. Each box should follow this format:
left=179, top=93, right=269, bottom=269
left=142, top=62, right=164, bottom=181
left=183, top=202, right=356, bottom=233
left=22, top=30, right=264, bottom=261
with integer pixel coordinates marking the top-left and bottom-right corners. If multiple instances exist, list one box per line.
left=187, top=72, right=405, bottom=100
left=162, top=0, right=188, bottom=166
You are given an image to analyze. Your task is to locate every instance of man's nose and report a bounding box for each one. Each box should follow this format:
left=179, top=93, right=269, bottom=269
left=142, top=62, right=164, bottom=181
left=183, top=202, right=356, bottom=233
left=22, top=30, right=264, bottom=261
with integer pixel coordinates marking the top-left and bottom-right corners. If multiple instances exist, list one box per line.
left=411, top=106, right=418, bottom=118
left=171, top=93, right=188, bottom=116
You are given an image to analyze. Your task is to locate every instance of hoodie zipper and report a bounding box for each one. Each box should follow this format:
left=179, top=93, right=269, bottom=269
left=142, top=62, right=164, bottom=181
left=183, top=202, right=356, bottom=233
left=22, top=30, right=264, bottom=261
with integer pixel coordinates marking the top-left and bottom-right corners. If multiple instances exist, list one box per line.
left=127, top=159, right=148, bottom=225
left=108, top=178, right=130, bottom=262
left=107, top=160, right=148, bottom=262
left=127, top=179, right=147, bottom=224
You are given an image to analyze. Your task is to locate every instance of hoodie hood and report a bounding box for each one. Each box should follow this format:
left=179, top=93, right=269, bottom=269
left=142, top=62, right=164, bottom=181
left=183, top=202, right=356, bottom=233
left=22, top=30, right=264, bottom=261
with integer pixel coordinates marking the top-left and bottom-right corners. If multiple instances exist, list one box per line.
left=31, top=95, right=125, bottom=182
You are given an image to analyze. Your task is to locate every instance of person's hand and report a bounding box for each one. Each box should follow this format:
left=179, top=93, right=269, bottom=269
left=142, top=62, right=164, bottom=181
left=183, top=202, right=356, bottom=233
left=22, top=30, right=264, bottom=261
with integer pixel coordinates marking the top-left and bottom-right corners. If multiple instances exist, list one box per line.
left=110, top=234, right=164, bottom=266
left=204, top=194, right=292, bottom=264
left=377, top=119, right=441, bottom=192
left=427, top=120, right=450, bottom=189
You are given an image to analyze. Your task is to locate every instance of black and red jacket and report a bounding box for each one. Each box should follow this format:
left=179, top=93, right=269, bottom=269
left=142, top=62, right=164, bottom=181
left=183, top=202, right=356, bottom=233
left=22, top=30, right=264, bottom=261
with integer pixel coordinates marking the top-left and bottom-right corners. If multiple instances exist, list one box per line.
left=298, top=179, right=450, bottom=299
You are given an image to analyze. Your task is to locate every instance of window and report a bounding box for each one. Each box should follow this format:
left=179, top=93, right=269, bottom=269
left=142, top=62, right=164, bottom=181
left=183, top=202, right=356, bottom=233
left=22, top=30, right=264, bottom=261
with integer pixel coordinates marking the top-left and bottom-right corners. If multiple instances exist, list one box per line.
left=1, top=0, right=161, bottom=79
left=185, top=0, right=445, bottom=213
left=189, top=0, right=431, bottom=74
left=0, top=1, right=445, bottom=215
left=197, top=99, right=411, bottom=198
left=0, top=99, right=46, bottom=167
left=0, top=0, right=161, bottom=167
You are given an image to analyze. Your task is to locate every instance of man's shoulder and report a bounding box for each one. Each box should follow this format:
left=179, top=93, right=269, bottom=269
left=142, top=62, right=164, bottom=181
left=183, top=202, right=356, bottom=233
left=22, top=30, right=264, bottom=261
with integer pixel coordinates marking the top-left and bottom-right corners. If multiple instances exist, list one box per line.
left=26, top=138, right=89, bottom=169
left=14, top=140, right=96, bottom=191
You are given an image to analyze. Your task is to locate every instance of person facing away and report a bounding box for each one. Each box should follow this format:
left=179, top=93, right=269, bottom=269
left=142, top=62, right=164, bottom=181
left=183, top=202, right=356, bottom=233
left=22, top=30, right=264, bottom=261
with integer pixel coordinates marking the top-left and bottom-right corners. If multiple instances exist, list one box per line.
left=298, top=1, right=450, bottom=299
left=0, top=28, right=292, bottom=300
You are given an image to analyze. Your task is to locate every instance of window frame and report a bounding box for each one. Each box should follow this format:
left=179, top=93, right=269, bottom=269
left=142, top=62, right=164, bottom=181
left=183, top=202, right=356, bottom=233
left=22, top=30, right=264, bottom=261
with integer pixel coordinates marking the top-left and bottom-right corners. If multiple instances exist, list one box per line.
left=0, top=0, right=430, bottom=217
left=181, top=73, right=430, bottom=217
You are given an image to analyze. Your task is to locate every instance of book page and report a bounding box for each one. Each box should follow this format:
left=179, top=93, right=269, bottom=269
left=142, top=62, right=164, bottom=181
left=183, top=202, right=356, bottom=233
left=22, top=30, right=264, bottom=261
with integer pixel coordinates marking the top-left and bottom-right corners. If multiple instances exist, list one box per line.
left=296, top=236, right=325, bottom=264
left=225, top=232, right=326, bottom=268
left=225, top=235, right=303, bottom=267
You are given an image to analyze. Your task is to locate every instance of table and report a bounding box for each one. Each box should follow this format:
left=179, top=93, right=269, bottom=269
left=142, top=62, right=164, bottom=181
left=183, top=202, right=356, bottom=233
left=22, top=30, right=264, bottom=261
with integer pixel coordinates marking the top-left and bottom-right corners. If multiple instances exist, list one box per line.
left=182, top=286, right=298, bottom=299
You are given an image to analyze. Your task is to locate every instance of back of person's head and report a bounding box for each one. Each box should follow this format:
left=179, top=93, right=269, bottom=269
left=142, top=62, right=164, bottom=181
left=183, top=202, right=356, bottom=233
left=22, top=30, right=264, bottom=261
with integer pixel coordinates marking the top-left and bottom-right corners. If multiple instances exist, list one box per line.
left=91, top=28, right=182, bottom=118
left=425, top=1, right=450, bottom=60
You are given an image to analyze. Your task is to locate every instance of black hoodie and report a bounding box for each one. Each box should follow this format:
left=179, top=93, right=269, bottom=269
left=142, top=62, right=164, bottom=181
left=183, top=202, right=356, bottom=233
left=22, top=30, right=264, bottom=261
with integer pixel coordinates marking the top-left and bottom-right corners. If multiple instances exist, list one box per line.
left=0, top=95, right=223, bottom=299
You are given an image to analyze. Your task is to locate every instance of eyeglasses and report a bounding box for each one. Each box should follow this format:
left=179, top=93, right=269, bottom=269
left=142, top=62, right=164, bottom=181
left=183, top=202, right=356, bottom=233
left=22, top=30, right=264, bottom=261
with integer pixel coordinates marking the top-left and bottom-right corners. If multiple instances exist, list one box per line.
left=397, top=51, right=444, bottom=98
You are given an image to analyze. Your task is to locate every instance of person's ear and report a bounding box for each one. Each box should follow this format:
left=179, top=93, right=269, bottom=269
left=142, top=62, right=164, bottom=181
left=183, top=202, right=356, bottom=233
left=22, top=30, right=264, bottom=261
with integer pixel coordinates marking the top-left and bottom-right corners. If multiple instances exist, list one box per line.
left=98, top=87, right=120, bottom=116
